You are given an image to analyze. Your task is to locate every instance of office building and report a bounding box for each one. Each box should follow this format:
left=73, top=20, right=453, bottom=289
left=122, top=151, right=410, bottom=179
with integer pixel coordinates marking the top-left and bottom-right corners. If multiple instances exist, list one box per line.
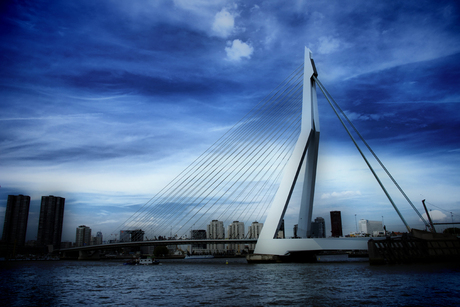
left=90, top=232, right=103, bottom=245
left=330, top=211, right=343, bottom=237
left=37, top=195, right=65, bottom=249
left=2, top=195, right=31, bottom=246
left=190, top=229, right=207, bottom=252
left=310, top=217, right=326, bottom=238
left=120, top=230, right=129, bottom=242
left=76, top=225, right=91, bottom=247
left=207, top=220, right=225, bottom=253
left=120, top=229, right=144, bottom=242
left=358, top=219, right=383, bottom=236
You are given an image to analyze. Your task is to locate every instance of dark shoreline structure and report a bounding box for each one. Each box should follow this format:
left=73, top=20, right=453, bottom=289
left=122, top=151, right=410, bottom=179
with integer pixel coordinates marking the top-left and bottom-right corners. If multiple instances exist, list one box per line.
left=368, top=229, right=460, bottom=265
left=247, top=229, right=460, bottom=264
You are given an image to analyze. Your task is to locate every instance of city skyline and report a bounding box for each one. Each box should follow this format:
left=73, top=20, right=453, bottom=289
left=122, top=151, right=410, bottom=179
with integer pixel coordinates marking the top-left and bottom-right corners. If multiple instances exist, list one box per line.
left=1, top=1, right=460, bottom=242
left=0, top=197, right=319, bottom=245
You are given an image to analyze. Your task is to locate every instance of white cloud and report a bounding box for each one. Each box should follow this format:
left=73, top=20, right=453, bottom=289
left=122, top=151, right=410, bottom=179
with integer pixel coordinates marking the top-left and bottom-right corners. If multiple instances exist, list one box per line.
left=225, top=39, right=254, bottom=61
left=317, top=36, right=342, bottom=54
left=212, top=8, right=235, bottom=38
left=174, top=0, right=224, bottom=12
left=321, top=190, right=362, bottom=199
left=344, top=111, right=395, bottom=121
left=317, top=36, right=353, bottom=55
left=421, top=210, right=447, bottom=222
left=250, top=5, right=260, bottom=12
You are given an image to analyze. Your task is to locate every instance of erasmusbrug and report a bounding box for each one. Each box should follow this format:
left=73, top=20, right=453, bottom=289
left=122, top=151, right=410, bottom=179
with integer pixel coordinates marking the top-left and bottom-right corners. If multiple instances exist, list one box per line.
left=111, top=48, right=431, bottom=257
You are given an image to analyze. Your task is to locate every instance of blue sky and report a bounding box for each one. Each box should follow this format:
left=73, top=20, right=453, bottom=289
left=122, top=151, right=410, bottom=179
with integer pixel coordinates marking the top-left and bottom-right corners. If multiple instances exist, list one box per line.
left=1, top=0, right=459, bottom=242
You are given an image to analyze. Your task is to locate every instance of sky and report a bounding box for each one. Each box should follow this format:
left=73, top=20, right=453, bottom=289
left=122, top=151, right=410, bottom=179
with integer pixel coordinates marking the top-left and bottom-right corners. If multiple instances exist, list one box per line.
left=1, top=0, right=460, bottom=242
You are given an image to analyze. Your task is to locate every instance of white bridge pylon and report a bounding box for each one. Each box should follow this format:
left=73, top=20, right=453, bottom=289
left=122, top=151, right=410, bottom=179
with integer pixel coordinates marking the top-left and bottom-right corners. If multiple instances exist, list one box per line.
left=254, top=48, right=371, bottom=256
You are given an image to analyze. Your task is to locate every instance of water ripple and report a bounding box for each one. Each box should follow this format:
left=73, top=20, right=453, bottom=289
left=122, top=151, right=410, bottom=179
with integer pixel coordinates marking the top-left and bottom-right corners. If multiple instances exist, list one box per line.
left=1, top=259, right=460, bottom=306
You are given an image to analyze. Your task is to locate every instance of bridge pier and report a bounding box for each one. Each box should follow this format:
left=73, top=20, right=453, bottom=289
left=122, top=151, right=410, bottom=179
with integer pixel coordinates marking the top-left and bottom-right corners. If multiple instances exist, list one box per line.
left=255, top=47, right=321, bottom=256
left=60, top=250, right=78, bottom=260
left=78, top=250, right=100, bottom=260
left=252, top=237, right=380, bottom=262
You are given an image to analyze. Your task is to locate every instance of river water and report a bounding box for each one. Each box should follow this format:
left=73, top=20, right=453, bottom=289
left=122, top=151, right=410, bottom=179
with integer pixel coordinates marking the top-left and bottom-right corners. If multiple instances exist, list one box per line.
left=1, top=258, right=459, bottom=306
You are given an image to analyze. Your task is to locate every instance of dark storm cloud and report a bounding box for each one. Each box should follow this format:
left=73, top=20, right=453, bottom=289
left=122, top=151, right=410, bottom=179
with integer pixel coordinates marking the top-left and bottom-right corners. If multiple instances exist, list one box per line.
left=322, top=52, right=460, bottom=153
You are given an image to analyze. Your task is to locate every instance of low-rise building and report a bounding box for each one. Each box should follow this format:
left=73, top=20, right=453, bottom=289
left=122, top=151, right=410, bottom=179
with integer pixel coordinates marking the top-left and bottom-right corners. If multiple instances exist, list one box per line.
left=359, top=219, right=383, bottom=236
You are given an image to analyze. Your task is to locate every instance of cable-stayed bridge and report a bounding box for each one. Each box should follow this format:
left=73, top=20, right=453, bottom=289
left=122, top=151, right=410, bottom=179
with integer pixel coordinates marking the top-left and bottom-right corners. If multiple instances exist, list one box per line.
left=61, top=48, right=431, bottom=261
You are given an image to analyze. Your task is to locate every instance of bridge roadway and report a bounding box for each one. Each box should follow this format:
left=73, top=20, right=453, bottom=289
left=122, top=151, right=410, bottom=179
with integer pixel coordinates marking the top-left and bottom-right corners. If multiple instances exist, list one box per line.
left=59, top=238, right=258, bottom=253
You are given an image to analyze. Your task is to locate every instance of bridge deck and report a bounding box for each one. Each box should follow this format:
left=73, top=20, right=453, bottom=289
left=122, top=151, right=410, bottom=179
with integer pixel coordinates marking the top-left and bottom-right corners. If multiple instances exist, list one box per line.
left=59, top=239, right=258, bottom=252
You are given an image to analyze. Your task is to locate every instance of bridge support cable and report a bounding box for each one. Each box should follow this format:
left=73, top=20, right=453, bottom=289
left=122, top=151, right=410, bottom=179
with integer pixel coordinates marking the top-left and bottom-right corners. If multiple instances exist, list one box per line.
left=160, top=81, right=303, bottom=231
left=114, top=64, right=306, bottom=239
left=158, top=71, right=300, bottom=214
left=166, top=93, right=301, bottom=234
left=209, top=139, right=292, bottom=232
left=187, top=91, right=303, bottom=229
left=114, top=64, right=304, bottom=234
left=313, top=76, right=431, bottom=231
left=148, top=77, right=304, bottom=236
left=313, top=75, right=415, bottom=232
left=187, top=110, right=303, bottom=233
left=232, top=123, right=302, bottom=224
left=128, top=67, right=303, bottom=234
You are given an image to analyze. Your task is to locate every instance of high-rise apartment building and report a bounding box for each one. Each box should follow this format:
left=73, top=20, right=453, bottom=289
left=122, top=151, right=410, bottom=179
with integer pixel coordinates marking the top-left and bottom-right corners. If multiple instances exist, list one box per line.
left=207, top=220, right=225, bottom=253
left=227, top=221, right=245, bottom=239
left=227, top=221, right=245, bottom=252
left=248, top=221, right=263, bottom=239
left=37, top=195, right=65, bottom=249
left=247, top=221, right=263, bottom=251
left=95, top=231, right=103, bottom=245
left=76, top=225, right=91, bottom=247
left=330, top=211, right=343, bottom=237
left=310, top=217, right=326, bottom=238
left=2, top=195, right=31, bottom=246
